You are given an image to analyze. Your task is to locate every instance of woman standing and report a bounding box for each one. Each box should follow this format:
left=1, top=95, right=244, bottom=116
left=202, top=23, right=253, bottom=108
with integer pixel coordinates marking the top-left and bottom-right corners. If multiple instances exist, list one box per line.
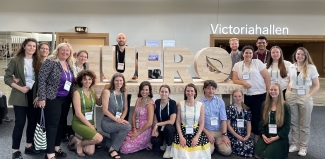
left=232, top=45, right=270, bottom=141
left=255, top=83, right=291, bottom=159
left=286, top=47, right=319, bottom=156
left=68, top=70, right=102, bottom=156
left=120, top=81, right=155, bottom=154
left=151, top=84, right=177, bottom=158
left=266, top=46, right=291, bottom=100
left=226, top=89, right=254, bottom=158
left=101, top=73, right=131, bottom=158
left=4, top=38, right=41, bottom=159
left=171, top=83, right=210, bottom=159
left=38, top=42, right=50, bottom=62
left=38, top=43, right=75, bottom=159
left=73, top=50, right=89, bottom=77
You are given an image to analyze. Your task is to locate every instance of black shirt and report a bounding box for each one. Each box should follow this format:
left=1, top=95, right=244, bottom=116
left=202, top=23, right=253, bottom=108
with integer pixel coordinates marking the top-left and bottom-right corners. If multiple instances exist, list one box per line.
left=154, top=99, right=177, bottom=122
left=114, top=45, right=138, bottom=73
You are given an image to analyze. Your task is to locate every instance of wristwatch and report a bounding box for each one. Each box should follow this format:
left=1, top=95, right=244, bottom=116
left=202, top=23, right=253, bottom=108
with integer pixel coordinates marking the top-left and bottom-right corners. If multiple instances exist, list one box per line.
left=222, top=133, right=228, bottom=136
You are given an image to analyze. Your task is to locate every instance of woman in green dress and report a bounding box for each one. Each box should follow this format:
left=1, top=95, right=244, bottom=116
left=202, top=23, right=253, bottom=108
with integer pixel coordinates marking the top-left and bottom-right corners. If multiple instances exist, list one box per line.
left=68, top=70, right=103, bottom=156
left=254, top=83, right=291, bottom=159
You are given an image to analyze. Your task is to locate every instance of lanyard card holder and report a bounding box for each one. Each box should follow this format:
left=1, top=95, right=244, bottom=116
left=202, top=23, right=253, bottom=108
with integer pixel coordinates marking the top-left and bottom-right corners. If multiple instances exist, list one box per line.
left=85, top=112, right=93, bottom=121
left=64, top=81, right=72, bottom=91
left=117, top=63, right=124, bottom=70
left=210, top=117, right=219, bottom=126
left=236, top=119, right=244, bottom=128
left=115, top=112, right=122, bottom=118
left=297, top=86, right=306, bottom=96
left=242, top=72, right=250, bottom=80
left=185, top=125, right=194, bottom=134
left=268, top=124, right=277, bottom=134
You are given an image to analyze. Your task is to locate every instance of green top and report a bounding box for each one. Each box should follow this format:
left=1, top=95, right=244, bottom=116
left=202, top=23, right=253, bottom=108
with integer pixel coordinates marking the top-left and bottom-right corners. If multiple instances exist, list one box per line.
left=72, top=88, right=96, bottom=125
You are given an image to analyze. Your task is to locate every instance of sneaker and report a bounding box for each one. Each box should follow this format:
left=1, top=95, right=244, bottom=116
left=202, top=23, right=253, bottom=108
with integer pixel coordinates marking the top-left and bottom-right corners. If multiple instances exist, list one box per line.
left=289, top=145, right=299, bottom=152
left=163, top=146, right=171, bottom=158
left=25, top=145, right=41, bottom=154
left=298, top=147, right=307, bottom=156
left=12, top=151, right=23, bottom=159
left=55, top=149, right=67, bottom=158
left=3, top=117, right=13, bottom=122
left=160, top=141, right=166, bottom=151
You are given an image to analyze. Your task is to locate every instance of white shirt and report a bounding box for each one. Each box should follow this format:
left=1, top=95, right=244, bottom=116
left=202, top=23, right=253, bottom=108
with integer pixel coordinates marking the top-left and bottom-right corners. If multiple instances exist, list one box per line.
left=267, top=60, right=292, bottom=91
left=24, top=58, right=34, bottom=80
left=232, top=59, right=266, bottom=95
left=288, top=63, right=319, bottom=88
left=180, top=101, right=202, bottom=126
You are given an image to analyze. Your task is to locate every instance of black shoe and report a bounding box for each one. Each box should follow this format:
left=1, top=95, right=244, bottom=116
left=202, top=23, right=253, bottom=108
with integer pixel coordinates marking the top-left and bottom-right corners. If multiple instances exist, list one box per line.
left=25, top=145, right=41, bottom=154
left=12, top=151, right=23, bottom=159
left=55, top=149, right=67, bottom=158
left=45, top=154, right=56, bottom=159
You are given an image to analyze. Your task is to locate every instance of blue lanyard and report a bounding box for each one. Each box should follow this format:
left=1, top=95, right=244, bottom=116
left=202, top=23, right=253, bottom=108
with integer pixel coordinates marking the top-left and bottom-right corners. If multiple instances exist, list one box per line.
left=242, top=61, right=252, bottom=73
left=113, top=91, right=124, bottom=112
left=184, top=101, right=196, bottom=124
left=159, top=100, right=169, bottom=122
left=296, top=64, right=305, bottom=86
left=204, top=97, right=218, bottom=117
left=270, top=64, right=279, bottom=79
left=81, top=89, right=95, bottom=113
left=234, top=105, right=245, bottom=119
left=60, top=61, right=71, bottom=82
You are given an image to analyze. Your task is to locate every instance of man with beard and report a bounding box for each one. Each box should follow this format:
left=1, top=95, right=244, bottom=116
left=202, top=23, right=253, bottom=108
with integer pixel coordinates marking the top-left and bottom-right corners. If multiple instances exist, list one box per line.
left=253, top=36, right=270, bottom=63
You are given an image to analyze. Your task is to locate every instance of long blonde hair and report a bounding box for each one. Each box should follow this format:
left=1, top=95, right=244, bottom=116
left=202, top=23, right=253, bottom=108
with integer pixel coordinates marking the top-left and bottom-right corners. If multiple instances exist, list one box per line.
left=50, top=43, right=75, bottom=71
left=262, top=83, right=285, bottom=127
left=292, top=47, right=315, bottom=80
left=231, top=89, right=249, bottom=111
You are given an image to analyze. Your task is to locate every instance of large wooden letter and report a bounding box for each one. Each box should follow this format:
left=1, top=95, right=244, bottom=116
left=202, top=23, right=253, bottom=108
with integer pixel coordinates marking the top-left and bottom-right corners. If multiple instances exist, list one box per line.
left=137, top=47, right=161, bottom=82
left=194, top=47, right=231, bottom=82
left=88, top=45, right=101, bottom=83
left=164, top=47, right=193, bottom=83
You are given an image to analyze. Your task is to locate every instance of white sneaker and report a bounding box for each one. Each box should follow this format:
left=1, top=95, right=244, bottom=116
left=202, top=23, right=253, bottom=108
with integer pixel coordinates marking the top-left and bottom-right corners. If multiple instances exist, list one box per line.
left=289, top=145, right=299, bottom=152
left=298, top=147, right=307, bottom=156
left=163, top=146, right=171, bottom=158
left=160, top=141, right=166, bottom=151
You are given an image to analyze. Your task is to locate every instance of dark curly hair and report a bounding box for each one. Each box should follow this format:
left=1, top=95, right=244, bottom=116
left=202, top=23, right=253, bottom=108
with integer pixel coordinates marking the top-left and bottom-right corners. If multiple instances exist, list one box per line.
left=76, top=70, right=96, bottom=88
left=137, top=81, right=153, bottom=98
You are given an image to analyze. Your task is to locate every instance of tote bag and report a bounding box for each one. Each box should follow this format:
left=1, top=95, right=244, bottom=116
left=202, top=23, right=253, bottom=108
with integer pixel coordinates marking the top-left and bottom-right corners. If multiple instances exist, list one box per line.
left=34, top=108, right=47, bottom=150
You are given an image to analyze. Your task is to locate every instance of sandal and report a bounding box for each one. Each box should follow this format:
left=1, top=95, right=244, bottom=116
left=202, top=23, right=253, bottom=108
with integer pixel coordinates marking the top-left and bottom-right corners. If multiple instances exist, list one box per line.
left=75, top=151, right=85, bottom=157
left=146, top=146, right=152, bottom=151
left=67, top=136, right=76, bottom=151
left=109, top=149, right=121, bottom=159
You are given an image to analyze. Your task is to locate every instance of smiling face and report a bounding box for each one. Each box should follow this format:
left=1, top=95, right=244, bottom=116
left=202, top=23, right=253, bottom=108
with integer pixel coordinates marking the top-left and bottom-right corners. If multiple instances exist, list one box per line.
left=24, top=41, right=37, bottom=56
left=81, top=75, right=93, bottom=89
left=256, top=39, right=268, bottom=51
left=203, top=85, right=216, bottom=99
left=233, top=91, right=243, bottom=105
left=243, top=49, right=253, bottom=61
left=39, top=44, right=50, bottom=58
left=271, top=47, right=281, bottom=62
left=230, top=40, right=239, bottom=51
left=140, top=85, right=150, bottom=98
left=269, top=84, right=280, bottom=99
left=295, top=49, right=306, bottom=63
left=58, top=45, right=71, bottom=61
left=185, top=86, right=196, bottom=99
left=159, top=87, right=170, bottom=100
left=77, top=52, right=88, bottom=64
left=116, top=33, right=127, bottom=46
left=114, top=76, right=124, bottom=90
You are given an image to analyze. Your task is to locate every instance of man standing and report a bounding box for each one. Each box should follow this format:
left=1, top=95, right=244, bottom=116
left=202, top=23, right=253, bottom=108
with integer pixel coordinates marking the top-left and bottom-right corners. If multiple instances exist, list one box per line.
left=253, top=36, right=270, bottom=63
left=224, top=38, right=242, bottom=82
left=200, top=80, right=232, bottom=156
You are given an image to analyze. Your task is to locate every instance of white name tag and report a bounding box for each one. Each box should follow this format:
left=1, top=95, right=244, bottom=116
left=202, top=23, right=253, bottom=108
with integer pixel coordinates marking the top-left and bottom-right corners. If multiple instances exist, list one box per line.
left=210, top=117, right=219, bottom=126
left=161, top=126, right=165, bottom=131
left=25, top=79, right=35, bottom=89
left=185, top=125, right=194, bottom=134
left=297, top=87, right=306, bottom=96
left=268, top=124, right=277, bottom=134
left=242, top=72, right=250, bottom=80
left=136, top=119, right=139, bottom=129
left=237, top=119, right=244, bottom=128
left=117, top=63, right=124, bottom=70
left=115, top=112, right=122, bottom=118
left=63, top=81, right=72, bottom=91
left=271, top=78, right=278, bottom=84
left=85, top=112, right=93, bottom=120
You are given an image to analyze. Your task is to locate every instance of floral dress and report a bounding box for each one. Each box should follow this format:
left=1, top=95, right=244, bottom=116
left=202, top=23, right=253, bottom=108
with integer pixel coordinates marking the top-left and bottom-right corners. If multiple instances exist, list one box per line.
left=120, top=98, right=155, bottom=154
left=226, top=105, right=254, bottom=158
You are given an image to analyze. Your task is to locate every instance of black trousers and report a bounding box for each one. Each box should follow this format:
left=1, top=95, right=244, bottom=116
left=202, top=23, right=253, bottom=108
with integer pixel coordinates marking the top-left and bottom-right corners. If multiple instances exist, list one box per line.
left=44, top=96, right=71, bottom=153
left=12, top=90, right=39, bottom=149
left=244, top=93, right=266, bottom=135
left=151, top=124, right=176, bottom=147
left=0, top=95, right=8, bottom=121
left=124, top=94, right=131, bottom=121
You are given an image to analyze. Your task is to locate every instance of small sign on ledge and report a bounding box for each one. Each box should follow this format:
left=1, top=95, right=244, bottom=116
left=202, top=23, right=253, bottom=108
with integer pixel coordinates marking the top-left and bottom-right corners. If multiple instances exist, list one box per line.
left=75, top=26, right=88, bottom=33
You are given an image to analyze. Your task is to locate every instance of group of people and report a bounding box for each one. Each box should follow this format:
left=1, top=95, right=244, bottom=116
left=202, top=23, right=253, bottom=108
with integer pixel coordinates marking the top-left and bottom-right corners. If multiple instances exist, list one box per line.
left=3, top=34, right=320, bottom=159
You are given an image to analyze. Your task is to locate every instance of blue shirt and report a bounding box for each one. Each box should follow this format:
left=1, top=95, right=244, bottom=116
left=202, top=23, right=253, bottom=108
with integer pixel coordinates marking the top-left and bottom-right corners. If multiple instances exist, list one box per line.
left=199, top=95, right=227, bottom=131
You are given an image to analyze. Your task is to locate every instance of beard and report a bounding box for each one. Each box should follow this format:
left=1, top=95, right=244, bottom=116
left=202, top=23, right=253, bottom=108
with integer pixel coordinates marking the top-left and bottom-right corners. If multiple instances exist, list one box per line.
left=118, top=41, right=125, bottom=46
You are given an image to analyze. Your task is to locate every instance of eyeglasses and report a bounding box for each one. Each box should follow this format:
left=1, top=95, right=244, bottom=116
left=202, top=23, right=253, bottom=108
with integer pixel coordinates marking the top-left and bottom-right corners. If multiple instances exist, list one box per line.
left=40, top=48, right=49, bottom=51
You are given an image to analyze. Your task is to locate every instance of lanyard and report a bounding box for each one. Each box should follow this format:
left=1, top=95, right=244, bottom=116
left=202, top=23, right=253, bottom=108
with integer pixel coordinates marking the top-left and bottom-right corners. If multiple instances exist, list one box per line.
left=295, top=64, right=305, bottom=86
left=81, top=89, right=95, bottom=113
left=113, top=91, right=124, bottom=112
left=204, top=97, right=218, bottom=117
left=75, top=62, right=84, bottom=74
left=241, top=61, right=252, bottom=72
left=137, top=97, right=148, bottom=119
left=159, top=100, right=169, bottom=122
left=184, top=101, right=196, bottom=124
left=257, top=51, right=267, bottom=63
left=235, top=105, right=245, bottom=119
left=116, top=49, right=125, bottom=63
left=268, top=111, right=272, bottom=124
left=24, top=59, right=35, bottom=80
left=60, top=61, right=71, bottom=82
left=270, top=64, right=278, bottom=79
